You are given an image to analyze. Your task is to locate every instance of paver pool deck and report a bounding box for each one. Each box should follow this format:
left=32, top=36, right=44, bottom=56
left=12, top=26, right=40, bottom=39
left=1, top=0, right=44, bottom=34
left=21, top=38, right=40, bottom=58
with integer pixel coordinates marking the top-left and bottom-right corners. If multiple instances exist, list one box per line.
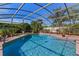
left=0, top=33, right=79, bottom=56
left=0, top=42, right=2, bottom=56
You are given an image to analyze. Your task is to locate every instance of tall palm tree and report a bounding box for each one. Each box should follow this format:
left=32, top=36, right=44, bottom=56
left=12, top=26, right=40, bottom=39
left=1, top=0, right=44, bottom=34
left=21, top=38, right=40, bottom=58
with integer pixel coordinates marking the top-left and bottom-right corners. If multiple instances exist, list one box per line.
left=48, top=7, right=66, bottom=26
left=48, top=7, right=66, bottom=34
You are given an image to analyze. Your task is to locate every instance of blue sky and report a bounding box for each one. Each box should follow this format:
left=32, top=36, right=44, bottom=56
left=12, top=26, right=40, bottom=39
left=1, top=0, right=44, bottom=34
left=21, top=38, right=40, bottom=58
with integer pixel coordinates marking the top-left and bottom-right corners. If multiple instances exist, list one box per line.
left=0, top=3, right=75, bottom=25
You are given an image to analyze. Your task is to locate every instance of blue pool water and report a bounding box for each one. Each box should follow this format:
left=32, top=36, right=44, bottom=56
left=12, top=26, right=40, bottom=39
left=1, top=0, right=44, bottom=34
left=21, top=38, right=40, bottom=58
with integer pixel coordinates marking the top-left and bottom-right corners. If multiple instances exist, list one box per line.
left=3, top=34, right=76, bottom=56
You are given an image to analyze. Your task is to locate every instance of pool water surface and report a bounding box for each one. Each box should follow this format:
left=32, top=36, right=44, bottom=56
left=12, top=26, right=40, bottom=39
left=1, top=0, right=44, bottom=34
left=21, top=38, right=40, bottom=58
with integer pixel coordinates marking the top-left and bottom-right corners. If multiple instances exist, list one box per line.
left=3, top=34, right=76, bottom=56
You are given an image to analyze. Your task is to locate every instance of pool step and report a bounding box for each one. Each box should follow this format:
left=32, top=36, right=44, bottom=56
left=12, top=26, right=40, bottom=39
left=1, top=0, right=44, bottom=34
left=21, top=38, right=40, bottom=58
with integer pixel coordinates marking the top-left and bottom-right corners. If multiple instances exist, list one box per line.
left=76, top=40, right=79, bottom=55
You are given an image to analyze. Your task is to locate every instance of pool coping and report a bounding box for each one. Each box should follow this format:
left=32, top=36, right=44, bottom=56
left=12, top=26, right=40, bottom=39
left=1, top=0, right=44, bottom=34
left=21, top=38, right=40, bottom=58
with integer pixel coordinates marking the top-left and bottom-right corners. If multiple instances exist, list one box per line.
left=5, top=33, right=32, bottom=43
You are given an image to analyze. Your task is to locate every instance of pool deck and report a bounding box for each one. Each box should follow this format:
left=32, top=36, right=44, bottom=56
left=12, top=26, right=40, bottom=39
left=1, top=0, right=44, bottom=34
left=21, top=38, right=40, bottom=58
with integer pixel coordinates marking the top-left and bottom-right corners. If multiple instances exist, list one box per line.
left=0, top=33, right=79, bottom=56
left=5, top=33, right=31, bottom=43
left=0, top=42, right=3, bottom=56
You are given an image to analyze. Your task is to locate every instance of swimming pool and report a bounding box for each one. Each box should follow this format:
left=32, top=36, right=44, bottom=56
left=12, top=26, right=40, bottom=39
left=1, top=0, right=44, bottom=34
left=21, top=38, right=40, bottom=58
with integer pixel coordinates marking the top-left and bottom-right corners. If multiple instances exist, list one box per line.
left=3, top=34, right=76, bottom=56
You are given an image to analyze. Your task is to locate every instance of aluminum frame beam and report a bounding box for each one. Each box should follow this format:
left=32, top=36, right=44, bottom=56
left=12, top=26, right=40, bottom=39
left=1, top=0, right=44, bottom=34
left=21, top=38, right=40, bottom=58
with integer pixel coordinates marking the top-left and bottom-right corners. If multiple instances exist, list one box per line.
left=23, top=3, right=52, bottom=19
left=22, top=3, right=52, bottom=23
left=11, top=3, right=25, bottom=23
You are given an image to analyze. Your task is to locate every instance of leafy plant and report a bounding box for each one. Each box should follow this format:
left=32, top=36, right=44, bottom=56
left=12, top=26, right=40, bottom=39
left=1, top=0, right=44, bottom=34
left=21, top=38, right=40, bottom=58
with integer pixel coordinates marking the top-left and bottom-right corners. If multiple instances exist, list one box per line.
left=31, top=20, right=43, bottom=33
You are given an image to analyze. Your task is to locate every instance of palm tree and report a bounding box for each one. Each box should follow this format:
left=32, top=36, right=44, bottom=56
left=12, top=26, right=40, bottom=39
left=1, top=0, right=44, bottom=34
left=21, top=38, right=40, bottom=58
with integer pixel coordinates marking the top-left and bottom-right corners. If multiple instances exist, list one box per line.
left=31, top=19, right=43, bottom=33
left=68, top=9, right=79, bottom=35
left=70, top=9, right=79, bottom=25
left=64, top=3, right=79, bottom=35
left=48, top=7, right=66, bottom=34
left=49, top=7, right=66, bottom=26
